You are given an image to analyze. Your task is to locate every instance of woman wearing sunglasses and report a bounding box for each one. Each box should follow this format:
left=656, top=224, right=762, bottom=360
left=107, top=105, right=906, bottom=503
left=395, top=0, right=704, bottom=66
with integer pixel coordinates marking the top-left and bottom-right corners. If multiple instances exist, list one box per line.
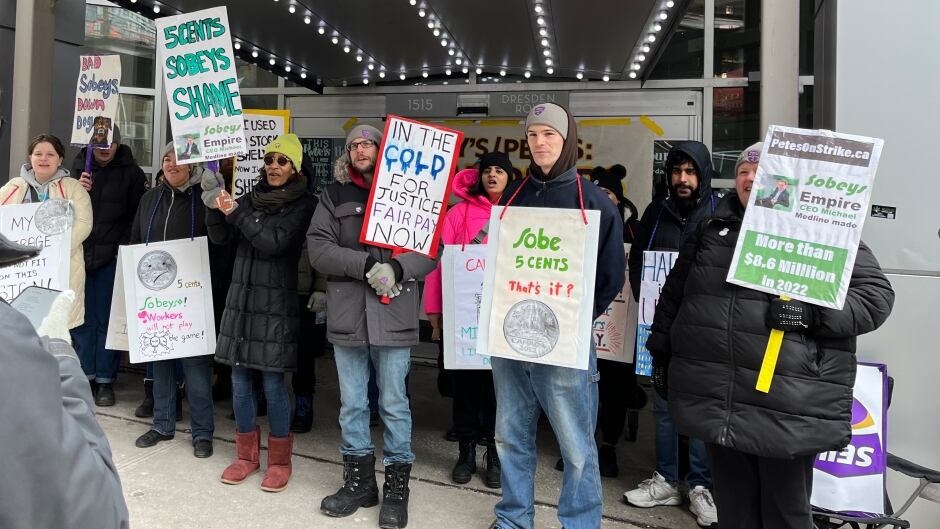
left=201, top=133, right=318, bottom=492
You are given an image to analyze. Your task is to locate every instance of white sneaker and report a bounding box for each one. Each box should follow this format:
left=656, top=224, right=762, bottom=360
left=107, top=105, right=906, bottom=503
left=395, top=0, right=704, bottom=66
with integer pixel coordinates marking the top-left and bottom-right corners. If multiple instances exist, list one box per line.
left=688, top=486, right=718, bottom=527
left=622, top=471, right=682, bottom=508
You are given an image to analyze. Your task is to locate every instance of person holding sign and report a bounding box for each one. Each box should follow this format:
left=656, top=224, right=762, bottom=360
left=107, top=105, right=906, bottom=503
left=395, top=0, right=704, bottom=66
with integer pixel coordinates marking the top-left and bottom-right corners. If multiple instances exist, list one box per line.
left=308, top=124, right=438, bottom=528
left=424, top=153, right=512, bottom=488
left=645, top=143, right=894, bottom=529
left=489, top=103, right=624, bottom=529
left=1, top=134, right=92, bottom=330
left=69, top=124, right=147, bottom=407
left=129, top=142, right=218, bottom=458
left=624, top=141, right=718, bottom=526
left=202, top=133, right=317, bottom=492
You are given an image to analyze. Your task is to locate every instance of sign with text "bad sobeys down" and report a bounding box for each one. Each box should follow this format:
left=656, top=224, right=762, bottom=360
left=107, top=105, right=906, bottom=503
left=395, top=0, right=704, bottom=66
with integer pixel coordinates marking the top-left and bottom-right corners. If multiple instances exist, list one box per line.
left=70, top=54, right=121, bottom=147
left=108, top=237, right=216, bottom=362
left=361, top=116, right=463, bottom=257
left=478, top=207, right=600, bottom=370
left=156, top=6, right=246, bottom=164
left=727, top=126, right=884, bottom=309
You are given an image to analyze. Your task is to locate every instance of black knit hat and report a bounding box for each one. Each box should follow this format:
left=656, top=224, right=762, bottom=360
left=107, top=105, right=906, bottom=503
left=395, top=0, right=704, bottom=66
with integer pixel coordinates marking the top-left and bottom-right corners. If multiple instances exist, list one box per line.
left=593, top=170, right=626, bottom=206
left=479, top=151, right=513, bottom=178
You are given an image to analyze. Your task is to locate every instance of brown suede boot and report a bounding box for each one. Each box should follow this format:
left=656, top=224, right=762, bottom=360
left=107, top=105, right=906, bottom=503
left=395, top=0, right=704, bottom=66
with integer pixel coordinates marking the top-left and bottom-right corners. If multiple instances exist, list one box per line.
left=260, top=433, right=293, bottom=492
left=220, top=427, right=261, bottom=485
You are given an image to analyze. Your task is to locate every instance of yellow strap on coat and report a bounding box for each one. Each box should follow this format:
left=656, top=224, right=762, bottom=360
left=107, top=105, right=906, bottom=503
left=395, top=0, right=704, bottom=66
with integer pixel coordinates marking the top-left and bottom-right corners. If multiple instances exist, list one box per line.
left=756, top=295, right=791, bottom=393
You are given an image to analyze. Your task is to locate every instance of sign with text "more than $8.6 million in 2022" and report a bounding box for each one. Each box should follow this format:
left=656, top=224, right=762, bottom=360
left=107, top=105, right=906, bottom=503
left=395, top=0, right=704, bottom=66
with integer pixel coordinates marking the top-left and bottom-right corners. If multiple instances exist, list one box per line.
left=727, top=126, right=884, bottom=310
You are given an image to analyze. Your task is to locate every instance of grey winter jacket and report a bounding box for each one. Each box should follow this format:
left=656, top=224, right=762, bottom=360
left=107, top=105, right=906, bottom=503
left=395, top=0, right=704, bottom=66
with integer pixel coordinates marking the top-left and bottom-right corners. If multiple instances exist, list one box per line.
left=0, top=302, right=128, bottom=529
left=306, top=159, right=438, bottom=347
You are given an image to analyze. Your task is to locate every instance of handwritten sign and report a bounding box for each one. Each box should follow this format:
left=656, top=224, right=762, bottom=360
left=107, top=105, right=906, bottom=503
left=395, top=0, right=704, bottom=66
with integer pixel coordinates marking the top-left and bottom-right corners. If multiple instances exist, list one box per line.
left=360, top=115, right=463, bottom=257
left=300, top=137, right=345, bottom=196
left=635, top=250, right=677, bottom=376
left=70, top=54, right=122, bottom=147
left=478, top=207, right=600, bottom=370
left=441, top=245, right=491, bottom=370
left=232, top=109, right=290, bottom=198
left=595, top=244, right=637, bottom=363
left=0, top=203, right=70, bottom=302
left=156, top=6, right=246, bottom=164
left=114, top=237, right=216, bottom=362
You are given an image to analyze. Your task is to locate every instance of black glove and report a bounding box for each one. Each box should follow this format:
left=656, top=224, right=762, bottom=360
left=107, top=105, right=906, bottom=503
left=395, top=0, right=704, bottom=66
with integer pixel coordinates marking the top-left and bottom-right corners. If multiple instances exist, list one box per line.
left=766, top=297, right=817, bottom=332
left=652, top=360, right=669, bottom=401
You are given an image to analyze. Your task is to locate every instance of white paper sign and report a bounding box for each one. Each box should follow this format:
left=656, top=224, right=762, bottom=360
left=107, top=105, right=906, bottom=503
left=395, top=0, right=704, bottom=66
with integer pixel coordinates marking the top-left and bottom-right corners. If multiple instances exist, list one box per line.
left=156, top=6, right=246, bottom=164
left=635, top=250, right=678, bottom=376
left=120, top=237, right=216, bottom=362
left=105, top=246, right=128, bottom=350
left=478, top=206, right=600, bottom=370
left=0, top=203, right=71, bottom=302
left=442, top=244, right=491, bottom=370
left=233, top=109, right=290, bottom=198
left=70, top=54, right=122, bottom=147
left=595, top=244, right=637, bottom=363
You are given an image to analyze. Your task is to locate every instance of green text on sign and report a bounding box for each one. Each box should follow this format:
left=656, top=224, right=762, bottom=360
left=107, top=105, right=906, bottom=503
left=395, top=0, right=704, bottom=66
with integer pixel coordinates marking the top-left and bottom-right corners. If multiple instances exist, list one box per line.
left=733, top=231, right=846, bottom=303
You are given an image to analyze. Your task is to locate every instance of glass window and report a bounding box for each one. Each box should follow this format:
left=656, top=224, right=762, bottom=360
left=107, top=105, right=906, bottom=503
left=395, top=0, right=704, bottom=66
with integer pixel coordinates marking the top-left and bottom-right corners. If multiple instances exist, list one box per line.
left=649, top=0, right=705, bottom=80
left=114, top=94, right=154, bottom=166
left=714, top=0, right=760, bottom=78
left=236, top=58, right=279, bottom=88
left=799, top=0, right=815, bottom=76
left=241, top=95, right=279, bottom=110
left=712, top=84, right=760, bottom=179
left=84, top=5, right=156, bottom=88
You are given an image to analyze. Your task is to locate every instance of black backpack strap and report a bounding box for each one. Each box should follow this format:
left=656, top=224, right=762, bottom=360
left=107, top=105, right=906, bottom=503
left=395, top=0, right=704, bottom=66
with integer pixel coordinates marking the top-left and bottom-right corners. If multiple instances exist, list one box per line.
left=469, top=224, right=488, bottom=245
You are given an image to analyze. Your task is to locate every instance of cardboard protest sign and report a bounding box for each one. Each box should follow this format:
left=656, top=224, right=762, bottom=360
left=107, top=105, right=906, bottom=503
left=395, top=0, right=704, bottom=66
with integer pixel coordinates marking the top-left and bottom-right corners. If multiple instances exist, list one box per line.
left=116, top=237, right=216, bottom=362
left=635, top=250, right=678, bottom=376
left=70, top=54, right=122, bottom=147
left=727, top=126, right=884, bottom=310
left=0, top=203, right=71, bottom=302
left=478, top=207, right=600, bottom=370
left=232, top=109, right=290, bottom=198
left=105, top=246, right=129, bottom=350
left=812, top=363, right=888, bottom=515
left=441, top=244, right=490, bottom=370
left=156, top=6, right=246, bottom=164
left=360, top=116, right=463, bottom=257
left=595, top=244, right=637, bottom=363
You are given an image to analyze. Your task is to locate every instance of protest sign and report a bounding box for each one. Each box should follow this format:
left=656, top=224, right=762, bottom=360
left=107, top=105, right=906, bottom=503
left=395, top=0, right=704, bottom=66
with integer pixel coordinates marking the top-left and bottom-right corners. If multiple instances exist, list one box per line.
left=232, top=109, right=290, bottom=198
left=117, top=237, right=216, bottom=362
left=156, top=6, right=246, bottom=164
left=441, top=244, right=491, bottom=370
left=360, top=116, right=463, bottom=257
left=727, top=126, right=884, bottom=310
left=0, top=203, right=71, bottom=302
left=478, top=207, right=600, bottom=370
left=635, top=250, right=678, bottom=376
left=595, top=244, right=637, bottom=363
left=70, top=54, right=122, bottom=147
left=812, top=363, right=888, bottom=516
left=105, top=246, right=129, bottom=350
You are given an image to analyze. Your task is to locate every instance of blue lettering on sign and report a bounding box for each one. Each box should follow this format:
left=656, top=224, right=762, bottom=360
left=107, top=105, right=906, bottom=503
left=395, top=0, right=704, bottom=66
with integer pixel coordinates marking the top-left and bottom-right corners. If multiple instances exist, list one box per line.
left=383, top=143, right=446, bottom=180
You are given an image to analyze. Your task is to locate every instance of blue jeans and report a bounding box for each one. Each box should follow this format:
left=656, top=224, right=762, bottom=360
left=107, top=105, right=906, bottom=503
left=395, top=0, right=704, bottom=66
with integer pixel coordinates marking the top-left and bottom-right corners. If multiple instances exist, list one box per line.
left=151, top=355, right=214, bottom=443
left=491, top=350, right=602, bottom=529
left=333, top=345, right=413, bottom=465
left=654, top=393, right=711, bottom=487
left=70, top=261, right=120, bottom=383
left=145, top=360, right=184, bottom=385
left=232, top=366, right=290, bottom=437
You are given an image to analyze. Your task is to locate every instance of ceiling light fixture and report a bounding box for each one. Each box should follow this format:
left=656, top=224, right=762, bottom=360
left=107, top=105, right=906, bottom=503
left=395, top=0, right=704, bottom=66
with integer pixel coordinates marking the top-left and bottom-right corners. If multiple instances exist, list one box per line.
left=475, top=67, right=482, bottom=74
left=304, top=15, right=311, bottom=24
left=234, top=42, right=241, bottom=50
left=602, top=74, right=610, bottom=82
left=251, top=50, right=259, bottom=58
left=269, top=58, right=276, bottom=65
left=499, top=69, right=506, bottom=76
left=300, top=72, right=307, bottom=79
left=400, top=72, right=407, bottom=80
left=524, top=71, right=531, bottom=78
left=285, top=65, right=291, bottom=72
left=153, top=4, right=160, bottom=13
left=417, top=8, right=426, bottom=17
left=288, top=5, right=296, bottom=14
left=422, top=70, right=429, bottom=78
left=546, top=67, right=554, bottom=74
left=576, top=71, right=584, bottom=79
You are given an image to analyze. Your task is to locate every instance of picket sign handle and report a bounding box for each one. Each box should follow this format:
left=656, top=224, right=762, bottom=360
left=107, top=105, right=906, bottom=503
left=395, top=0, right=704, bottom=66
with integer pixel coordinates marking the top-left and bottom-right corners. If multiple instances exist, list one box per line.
left=756, top=294, right=791, bottom=393
left=84, top=144, right=94, bottom=175
left=380, top=248, right=405, bottom=305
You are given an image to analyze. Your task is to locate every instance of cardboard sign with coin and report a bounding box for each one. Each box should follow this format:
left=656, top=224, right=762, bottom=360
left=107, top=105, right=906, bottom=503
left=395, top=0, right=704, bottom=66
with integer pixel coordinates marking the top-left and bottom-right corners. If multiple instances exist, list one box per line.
left=107, top=237, right=216, bottom=362
left=478, top=206, right=600, bottom=370
left=0, top=202, right=72, bottom=302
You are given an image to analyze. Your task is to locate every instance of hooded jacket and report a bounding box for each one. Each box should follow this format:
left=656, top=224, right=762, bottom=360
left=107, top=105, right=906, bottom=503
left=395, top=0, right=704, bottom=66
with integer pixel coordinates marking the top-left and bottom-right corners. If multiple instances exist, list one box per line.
left=208, top=171, right=317, bottom=372
left=648, top=193, right=895, bottom=458
left=306, top=156, right=439, bottom=347
left=423, top=168, right=494, bottom=315
left=70, top=145, right=147, bottom=270
left=627, top=141, right=716, bottom=301
left=129, top=167, right=209, bottom=245
left=1, top=166, right=93, bottom=328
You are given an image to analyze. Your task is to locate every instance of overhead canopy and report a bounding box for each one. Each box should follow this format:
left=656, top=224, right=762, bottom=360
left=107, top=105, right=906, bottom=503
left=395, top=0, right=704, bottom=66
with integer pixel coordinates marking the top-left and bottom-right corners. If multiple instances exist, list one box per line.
left=110, top=0, right=691, bottom=92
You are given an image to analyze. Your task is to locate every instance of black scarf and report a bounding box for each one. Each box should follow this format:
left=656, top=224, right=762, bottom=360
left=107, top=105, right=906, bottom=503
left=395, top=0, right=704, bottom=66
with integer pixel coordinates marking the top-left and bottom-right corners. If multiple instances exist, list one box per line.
left=250, top=173, right=308, bottom=214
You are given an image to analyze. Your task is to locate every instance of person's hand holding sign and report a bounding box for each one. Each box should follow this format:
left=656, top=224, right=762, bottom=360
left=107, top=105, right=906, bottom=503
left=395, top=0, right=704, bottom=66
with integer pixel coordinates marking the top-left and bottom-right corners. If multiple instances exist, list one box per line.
left=366, top=261, right=402, bottom=298
left=78, top=172, right=93, bottom=192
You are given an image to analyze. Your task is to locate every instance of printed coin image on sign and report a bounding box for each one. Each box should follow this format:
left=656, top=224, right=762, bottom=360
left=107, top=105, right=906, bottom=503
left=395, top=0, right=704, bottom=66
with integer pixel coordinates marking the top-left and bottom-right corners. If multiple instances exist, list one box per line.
left=503, top=300, right=559, bottom=358
left=34, top=198, right=74, bottom=235
left=137, top=250, right=177, bottom=291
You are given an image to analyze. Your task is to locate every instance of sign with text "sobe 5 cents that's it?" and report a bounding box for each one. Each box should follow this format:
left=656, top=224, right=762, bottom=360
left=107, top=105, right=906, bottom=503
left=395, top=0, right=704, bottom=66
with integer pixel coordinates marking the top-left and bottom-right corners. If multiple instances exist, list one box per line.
left=727, top=126, right=884, bottom=309
left=156, top=6, right=246, bottom=164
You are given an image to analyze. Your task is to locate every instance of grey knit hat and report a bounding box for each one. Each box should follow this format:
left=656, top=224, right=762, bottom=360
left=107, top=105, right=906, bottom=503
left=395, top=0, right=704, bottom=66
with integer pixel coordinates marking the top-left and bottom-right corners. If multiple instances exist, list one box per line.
left=735, top=142, right=764, bottom=173
left=524, top=103, right=569, bottom=140
left=346, top=124, right=383, bottom=146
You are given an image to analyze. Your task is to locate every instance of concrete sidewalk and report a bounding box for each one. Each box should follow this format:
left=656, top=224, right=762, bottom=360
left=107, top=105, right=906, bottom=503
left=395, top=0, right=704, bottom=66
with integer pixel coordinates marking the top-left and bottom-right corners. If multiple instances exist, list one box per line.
left=99, top=356, right=701, bottom=529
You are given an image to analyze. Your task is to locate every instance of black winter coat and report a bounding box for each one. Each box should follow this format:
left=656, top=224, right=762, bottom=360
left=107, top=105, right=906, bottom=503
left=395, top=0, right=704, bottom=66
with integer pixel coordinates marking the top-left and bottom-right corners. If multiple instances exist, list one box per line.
left=647, top=193, right=894, bottom=458
left=72, top=145, right=147, bottom=269
left=130, top=180, right=207, bottom=245
left=208, top=187, right=317, bottom=372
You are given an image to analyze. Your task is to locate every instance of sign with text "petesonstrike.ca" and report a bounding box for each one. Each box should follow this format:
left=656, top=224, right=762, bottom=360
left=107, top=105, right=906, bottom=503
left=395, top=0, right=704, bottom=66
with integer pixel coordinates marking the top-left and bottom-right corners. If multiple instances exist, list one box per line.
left=727, top=126, right=884, bottom=309
left=156, top=6, right=246, bottom=164
left=360, top=116, right=463, bottom=257
left=70, top=54, right=122, bottom=147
